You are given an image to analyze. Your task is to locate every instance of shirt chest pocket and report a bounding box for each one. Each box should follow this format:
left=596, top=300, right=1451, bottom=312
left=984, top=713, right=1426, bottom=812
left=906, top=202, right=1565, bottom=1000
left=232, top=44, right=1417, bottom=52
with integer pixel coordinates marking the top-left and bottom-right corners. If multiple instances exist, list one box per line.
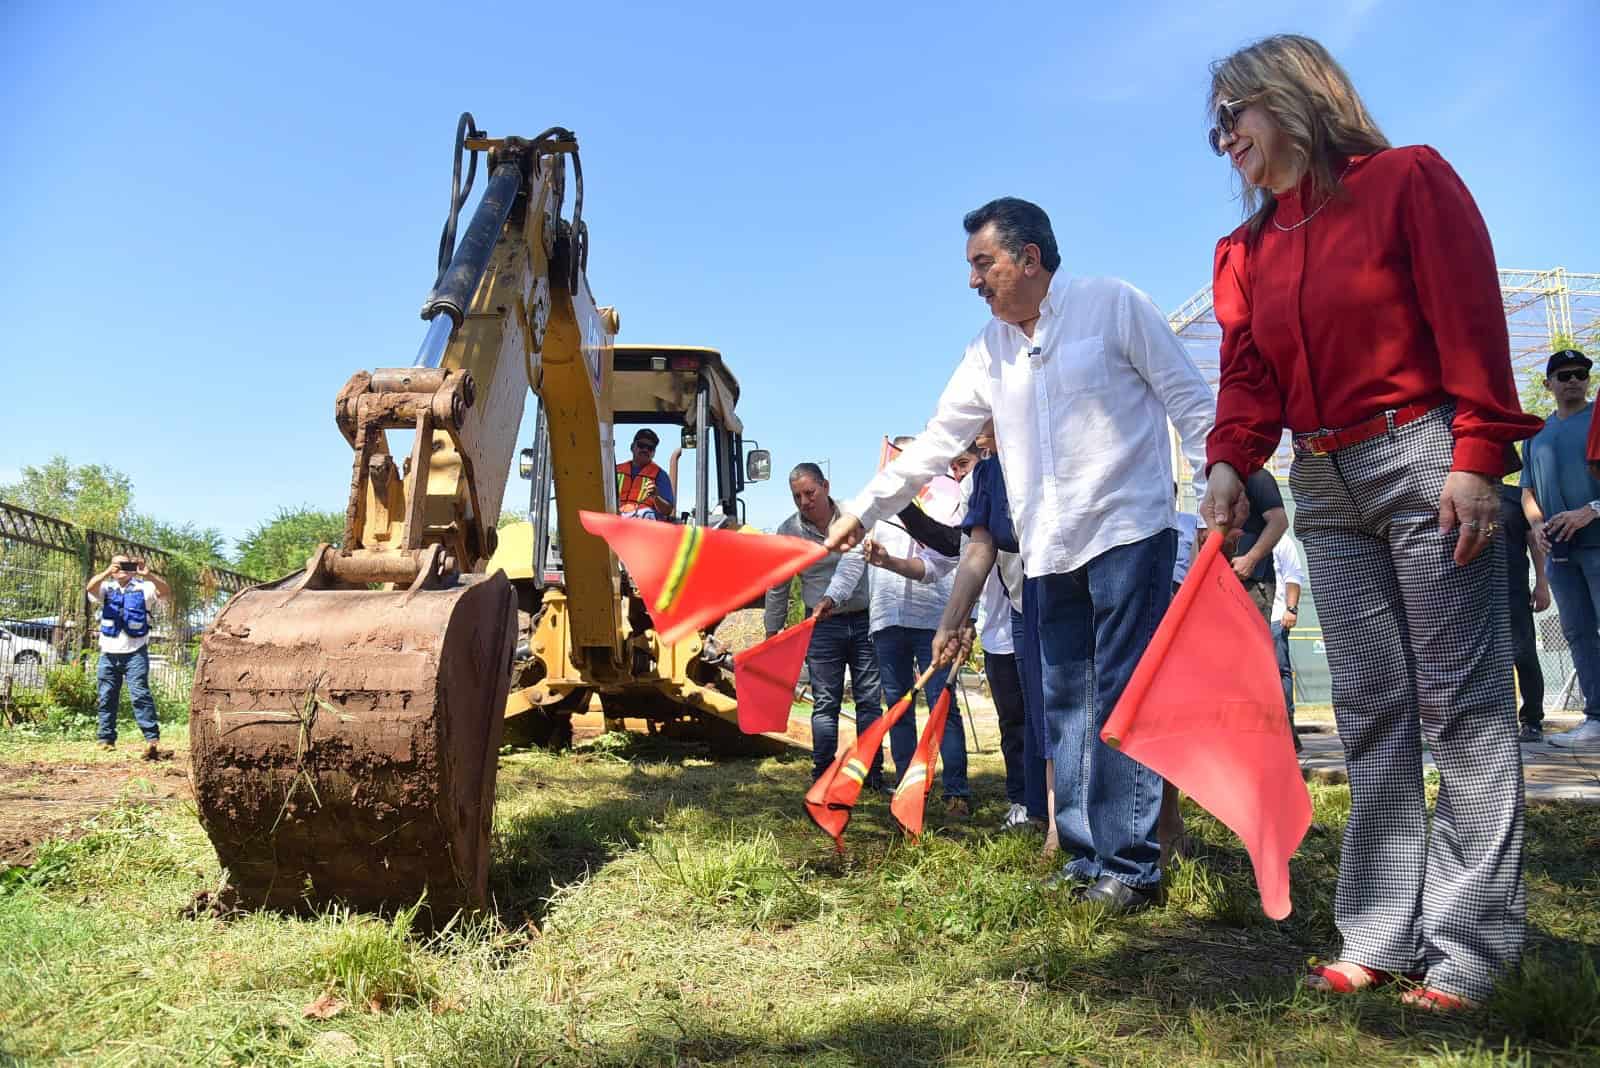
left=1041, top=337, right=1112, bottom=399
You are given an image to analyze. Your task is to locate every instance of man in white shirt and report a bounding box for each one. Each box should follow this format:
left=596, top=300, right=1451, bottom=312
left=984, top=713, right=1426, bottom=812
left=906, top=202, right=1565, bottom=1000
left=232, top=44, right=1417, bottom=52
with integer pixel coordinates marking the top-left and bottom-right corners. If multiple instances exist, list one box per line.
left=859, top=439, right=974, bottom=815
left=826, top=197, right=1213, bottom=913
left=85, top=553, right=172, bottom=757
left=1270, top=537, right=1307, bottom=755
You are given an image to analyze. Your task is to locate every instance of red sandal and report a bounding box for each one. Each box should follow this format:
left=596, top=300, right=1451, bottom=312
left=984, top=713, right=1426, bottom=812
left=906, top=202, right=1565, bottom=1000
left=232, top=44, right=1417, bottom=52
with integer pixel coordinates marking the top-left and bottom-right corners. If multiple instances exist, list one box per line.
left=1401, top=987, right=1480, bottom=1013
left=1304, top=962, right=1416, bottom=994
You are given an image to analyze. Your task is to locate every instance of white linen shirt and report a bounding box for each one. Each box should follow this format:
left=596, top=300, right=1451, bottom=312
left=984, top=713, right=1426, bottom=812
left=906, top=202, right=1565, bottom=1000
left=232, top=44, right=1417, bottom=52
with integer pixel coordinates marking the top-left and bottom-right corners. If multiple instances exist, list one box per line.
left=846, top=271, right=1215, bottom=578
left=1270, top=538, right=1306, bottom=626
left=866, top=520, right=954, bottom=635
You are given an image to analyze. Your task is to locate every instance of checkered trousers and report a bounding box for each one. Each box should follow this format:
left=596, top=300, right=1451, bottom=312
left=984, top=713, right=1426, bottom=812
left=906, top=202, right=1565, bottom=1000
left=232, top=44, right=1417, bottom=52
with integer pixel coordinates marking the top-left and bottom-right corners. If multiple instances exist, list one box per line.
left=1290, top=405, right=1525, bottom=1003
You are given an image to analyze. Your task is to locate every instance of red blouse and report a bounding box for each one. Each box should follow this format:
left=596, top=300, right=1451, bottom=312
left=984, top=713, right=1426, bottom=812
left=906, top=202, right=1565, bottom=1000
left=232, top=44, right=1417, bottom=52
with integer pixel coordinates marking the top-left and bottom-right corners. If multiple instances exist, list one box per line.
left=1204, top=145, right=1542, bottom=478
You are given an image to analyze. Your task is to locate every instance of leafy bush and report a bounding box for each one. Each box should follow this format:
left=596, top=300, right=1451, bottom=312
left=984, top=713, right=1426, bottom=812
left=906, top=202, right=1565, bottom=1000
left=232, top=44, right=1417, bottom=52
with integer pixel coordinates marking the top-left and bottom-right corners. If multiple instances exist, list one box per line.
left=43, top=663, right=96, bottom=718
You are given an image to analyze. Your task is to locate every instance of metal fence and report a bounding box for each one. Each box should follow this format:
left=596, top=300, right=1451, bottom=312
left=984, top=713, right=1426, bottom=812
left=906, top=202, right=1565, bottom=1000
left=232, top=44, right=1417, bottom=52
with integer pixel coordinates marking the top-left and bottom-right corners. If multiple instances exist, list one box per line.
left=0, top=501, right=257, bottom=702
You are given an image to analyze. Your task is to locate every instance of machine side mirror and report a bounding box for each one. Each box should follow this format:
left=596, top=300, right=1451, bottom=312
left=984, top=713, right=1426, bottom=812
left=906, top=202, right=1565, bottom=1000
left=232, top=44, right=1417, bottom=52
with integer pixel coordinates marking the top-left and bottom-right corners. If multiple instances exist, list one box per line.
left=680, top=426, right=698, bottom=450
left=745, top=449, right=771, bottom=482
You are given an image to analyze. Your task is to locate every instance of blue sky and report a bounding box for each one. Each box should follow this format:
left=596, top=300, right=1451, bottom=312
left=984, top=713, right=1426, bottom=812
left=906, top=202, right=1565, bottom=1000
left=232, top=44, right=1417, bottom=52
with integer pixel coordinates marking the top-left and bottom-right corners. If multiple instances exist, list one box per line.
left=4, top=0, right=1596, bottom=550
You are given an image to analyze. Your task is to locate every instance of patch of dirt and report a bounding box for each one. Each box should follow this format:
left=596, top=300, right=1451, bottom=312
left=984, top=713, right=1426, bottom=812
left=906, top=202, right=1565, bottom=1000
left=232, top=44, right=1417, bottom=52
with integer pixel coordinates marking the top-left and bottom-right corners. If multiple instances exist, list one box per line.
left=711, top=608, right=768, bottom=654
left=0, top=754, right=192, bottom=866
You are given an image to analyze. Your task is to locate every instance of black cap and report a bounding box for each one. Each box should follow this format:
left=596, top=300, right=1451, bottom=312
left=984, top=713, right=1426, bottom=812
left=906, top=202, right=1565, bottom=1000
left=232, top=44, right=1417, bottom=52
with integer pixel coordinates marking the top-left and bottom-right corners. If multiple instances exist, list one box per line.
left=1547, top=349, right=1592, bottom=376
left=632, top=428, right=659, bottom=448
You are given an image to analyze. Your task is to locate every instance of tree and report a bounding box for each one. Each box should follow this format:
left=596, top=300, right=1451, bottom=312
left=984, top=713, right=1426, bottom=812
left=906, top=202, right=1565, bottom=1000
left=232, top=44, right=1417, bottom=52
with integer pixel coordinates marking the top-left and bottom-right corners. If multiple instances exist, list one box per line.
left=0, top=456, right=133, bottom=531
left=235, top=507, right=345, bottom=579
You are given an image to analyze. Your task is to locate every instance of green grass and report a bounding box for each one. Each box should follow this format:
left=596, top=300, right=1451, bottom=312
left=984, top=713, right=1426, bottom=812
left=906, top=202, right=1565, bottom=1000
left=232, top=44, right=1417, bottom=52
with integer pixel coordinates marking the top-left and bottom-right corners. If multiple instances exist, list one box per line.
left=0, top=731, right=1596, bottom=1066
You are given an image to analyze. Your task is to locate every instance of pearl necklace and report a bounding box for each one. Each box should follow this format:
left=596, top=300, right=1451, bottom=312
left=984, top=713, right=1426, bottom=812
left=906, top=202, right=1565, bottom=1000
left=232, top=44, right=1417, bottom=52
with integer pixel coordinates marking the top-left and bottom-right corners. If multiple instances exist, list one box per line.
left=1272, top=160, right=1356, bottom=232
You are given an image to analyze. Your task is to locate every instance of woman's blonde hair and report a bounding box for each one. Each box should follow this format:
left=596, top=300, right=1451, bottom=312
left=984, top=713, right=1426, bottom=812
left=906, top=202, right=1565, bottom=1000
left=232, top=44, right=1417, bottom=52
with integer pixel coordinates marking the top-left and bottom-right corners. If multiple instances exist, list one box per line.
left=1210, top=34, right=1391, bottom=236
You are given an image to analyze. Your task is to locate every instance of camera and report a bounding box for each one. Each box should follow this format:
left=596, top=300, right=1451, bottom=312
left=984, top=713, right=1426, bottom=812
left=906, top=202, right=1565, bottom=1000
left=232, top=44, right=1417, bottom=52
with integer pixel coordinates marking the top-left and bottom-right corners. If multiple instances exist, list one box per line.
left=118, top=560, right=139, bottom=573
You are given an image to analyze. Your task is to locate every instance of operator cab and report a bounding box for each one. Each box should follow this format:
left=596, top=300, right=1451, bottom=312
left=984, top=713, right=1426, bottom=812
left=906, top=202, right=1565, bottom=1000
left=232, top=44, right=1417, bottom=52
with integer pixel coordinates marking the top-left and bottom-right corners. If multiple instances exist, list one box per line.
left=507, top=344, right=770, bottom=596
left=609, top=345, right=768, bottom=528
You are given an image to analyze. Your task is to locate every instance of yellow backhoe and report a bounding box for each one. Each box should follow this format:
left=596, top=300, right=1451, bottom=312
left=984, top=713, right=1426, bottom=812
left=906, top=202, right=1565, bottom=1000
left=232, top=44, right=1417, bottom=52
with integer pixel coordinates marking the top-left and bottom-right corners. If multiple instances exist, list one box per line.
left=189, top=115, right=773, bottom=915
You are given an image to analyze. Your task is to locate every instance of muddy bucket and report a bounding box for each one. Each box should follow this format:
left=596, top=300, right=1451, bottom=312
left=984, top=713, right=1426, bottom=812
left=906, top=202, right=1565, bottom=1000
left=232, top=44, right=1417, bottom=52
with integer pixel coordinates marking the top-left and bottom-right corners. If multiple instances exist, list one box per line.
left=189, top=573, right=516, bottom=915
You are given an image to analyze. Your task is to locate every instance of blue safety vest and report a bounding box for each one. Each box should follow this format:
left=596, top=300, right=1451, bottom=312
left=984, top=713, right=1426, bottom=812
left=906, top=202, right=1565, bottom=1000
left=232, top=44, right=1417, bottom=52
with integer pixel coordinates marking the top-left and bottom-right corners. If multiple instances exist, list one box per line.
left=100, top=583, right=150, bottom=638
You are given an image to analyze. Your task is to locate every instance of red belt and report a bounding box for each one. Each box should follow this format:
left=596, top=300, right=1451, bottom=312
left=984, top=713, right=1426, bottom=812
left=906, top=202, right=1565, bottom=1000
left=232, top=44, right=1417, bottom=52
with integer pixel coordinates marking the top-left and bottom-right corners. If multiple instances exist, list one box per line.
left=1291, top=402, right=1438, bottom=457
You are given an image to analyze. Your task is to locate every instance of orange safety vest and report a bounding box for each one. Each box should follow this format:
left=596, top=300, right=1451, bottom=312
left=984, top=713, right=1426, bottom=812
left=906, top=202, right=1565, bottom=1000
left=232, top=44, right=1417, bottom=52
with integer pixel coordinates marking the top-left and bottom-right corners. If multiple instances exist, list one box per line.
left=616, top=460, right=669, bottom=517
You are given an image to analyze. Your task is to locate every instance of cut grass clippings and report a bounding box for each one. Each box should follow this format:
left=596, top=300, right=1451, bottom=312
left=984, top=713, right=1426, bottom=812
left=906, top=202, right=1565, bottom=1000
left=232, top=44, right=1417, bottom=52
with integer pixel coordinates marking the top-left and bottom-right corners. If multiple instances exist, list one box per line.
left=0, top=730, right=1596, bottom=1066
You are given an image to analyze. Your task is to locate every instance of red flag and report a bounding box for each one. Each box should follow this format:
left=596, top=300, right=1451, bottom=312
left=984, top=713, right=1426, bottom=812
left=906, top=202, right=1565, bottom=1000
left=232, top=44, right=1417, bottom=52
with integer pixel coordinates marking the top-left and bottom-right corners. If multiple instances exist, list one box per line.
left=579, top=511, right=826, bottom=645
left=733, top=617, right=817, bottom=734
left=1100, top=535, right=1311, bottom=920
left=804, top=691, right=916, bottom=850
left=890, top=685, right=952, bottom=839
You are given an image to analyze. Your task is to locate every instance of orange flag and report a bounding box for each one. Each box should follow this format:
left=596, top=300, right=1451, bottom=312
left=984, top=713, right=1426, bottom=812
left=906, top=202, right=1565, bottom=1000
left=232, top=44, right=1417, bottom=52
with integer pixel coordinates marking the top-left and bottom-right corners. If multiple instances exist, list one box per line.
left=579, top=510, right=826, bottom=646
left=804, top=690, right=916, bottom=851
left=890, top=685, right=952, bottom=839
left=1100, top=535, right=1311, bottom=920
left=733, top=617, right=817, bottom=734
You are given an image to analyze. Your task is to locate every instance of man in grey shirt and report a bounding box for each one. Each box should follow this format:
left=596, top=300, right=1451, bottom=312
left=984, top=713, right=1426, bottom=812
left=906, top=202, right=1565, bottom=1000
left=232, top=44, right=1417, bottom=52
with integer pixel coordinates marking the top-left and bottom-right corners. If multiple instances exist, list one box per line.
left=764, top=463, right=881, bottom=783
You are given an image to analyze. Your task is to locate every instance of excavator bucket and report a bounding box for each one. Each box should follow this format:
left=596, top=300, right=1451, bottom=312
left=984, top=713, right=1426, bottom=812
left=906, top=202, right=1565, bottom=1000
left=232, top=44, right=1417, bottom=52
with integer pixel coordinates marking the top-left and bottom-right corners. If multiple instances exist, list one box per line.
left=189, top=573, right=517, bottom=915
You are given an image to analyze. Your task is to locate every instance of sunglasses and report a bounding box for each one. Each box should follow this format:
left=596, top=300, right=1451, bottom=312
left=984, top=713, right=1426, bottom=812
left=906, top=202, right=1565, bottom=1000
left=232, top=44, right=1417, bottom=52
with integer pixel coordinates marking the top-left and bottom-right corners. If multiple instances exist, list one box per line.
left=633, top=441, right=656, bottom=451
left=1553, top=368, right=1589, bottom=383
left=1208, top=99, right=1247, bottom=157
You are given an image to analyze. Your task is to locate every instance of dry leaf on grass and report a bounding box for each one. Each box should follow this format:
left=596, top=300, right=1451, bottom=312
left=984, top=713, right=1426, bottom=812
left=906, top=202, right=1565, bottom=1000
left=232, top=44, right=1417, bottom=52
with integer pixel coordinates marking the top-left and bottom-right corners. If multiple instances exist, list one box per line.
left=302, top=992, right=348, bottom=1019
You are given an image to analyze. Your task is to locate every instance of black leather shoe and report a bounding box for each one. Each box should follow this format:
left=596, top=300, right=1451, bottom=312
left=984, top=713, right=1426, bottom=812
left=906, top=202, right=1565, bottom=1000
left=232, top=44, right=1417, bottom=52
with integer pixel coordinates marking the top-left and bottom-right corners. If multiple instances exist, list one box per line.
left=1042, top=868, right=1093, bottom=892
left=1077, top=875, right=1163, bottom=914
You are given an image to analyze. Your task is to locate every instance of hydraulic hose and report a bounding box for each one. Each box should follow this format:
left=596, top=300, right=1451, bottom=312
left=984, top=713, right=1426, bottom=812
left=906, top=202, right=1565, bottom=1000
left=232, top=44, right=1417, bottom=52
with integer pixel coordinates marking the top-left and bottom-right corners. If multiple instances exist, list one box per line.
left=415, top=161, right=523, bottom=368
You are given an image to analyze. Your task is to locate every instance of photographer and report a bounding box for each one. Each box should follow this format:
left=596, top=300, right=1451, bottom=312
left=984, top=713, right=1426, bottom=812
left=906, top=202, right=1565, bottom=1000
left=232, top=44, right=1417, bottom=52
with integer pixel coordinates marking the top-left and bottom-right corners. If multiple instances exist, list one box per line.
left=84, top=554, right=171, bottom=758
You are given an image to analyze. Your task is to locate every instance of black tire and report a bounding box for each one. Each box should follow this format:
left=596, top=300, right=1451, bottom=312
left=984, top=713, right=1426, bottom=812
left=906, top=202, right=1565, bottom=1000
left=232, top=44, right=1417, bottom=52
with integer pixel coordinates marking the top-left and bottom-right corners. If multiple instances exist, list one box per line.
left=15, top=651, right=40, bottom=665
left=501, top=687, right=587, bottom=751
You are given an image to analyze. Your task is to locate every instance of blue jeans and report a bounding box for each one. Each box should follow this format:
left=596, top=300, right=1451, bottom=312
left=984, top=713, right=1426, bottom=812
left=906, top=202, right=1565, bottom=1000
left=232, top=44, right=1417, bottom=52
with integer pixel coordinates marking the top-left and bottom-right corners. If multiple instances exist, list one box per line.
left=1273, top=622, right=1303, bottom=752
left=1272, top=623, right=1296, bottom=722
left=1034, top=529, right=1175, bottom=889
left=868, top=626, right=966, bottom=796
left=97, top=647, right=160, bottom=744
left=807, top=611, right=883, bottom=780
left=1546, top=547, right=1600, bottom=720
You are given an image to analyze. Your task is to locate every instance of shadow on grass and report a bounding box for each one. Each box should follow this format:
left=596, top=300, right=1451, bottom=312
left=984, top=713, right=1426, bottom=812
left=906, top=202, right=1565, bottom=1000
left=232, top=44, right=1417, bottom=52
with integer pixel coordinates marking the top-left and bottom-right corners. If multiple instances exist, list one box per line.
left=1523, top=801, right=1600, bottom=892
left=482, top=730, right=1600, bottom=1058
left=486, top=734, right=804, bottom=926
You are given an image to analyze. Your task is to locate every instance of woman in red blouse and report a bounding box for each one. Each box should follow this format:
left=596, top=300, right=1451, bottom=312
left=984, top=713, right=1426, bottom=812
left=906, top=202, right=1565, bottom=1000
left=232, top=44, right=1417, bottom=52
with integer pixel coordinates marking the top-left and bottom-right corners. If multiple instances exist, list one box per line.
left=1199, top=35, right=1542, bottom=1012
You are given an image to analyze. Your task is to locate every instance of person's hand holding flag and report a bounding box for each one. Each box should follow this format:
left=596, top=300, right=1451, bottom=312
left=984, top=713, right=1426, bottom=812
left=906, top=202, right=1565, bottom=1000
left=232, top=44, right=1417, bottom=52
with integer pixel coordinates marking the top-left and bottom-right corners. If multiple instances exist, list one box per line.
left=824, top=512, right=866, bottom=553
left=930, top=618, right=975, bottom=671
left=1200, top=462, right=1251, bottom=541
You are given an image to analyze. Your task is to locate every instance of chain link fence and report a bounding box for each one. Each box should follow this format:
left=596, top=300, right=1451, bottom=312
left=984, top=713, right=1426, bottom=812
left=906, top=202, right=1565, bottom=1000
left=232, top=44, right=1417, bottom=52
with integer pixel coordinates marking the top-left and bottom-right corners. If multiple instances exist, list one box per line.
left=0, top=501, right=256, bottom=704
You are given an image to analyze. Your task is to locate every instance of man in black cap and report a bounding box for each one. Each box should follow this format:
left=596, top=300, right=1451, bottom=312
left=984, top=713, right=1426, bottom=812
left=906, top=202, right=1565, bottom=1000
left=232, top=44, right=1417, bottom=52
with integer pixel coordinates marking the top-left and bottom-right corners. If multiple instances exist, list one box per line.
left=1521, top=348, right=1600, bottom=750
left=616, top=428, right=675, bottom=520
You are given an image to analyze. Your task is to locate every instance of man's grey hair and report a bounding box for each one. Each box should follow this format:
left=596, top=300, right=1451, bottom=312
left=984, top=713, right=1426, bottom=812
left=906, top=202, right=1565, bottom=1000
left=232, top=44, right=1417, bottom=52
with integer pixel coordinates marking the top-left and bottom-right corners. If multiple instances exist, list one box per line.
left=962, top=196, right=1061, bottom=272
left=789, top=462, right=826, bottom=484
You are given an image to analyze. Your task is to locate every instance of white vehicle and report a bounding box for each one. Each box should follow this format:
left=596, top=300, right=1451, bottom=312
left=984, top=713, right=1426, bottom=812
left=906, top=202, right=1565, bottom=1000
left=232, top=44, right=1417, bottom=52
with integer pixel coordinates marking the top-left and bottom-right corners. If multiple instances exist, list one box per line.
left=0, top=623, right=56, bottom=683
